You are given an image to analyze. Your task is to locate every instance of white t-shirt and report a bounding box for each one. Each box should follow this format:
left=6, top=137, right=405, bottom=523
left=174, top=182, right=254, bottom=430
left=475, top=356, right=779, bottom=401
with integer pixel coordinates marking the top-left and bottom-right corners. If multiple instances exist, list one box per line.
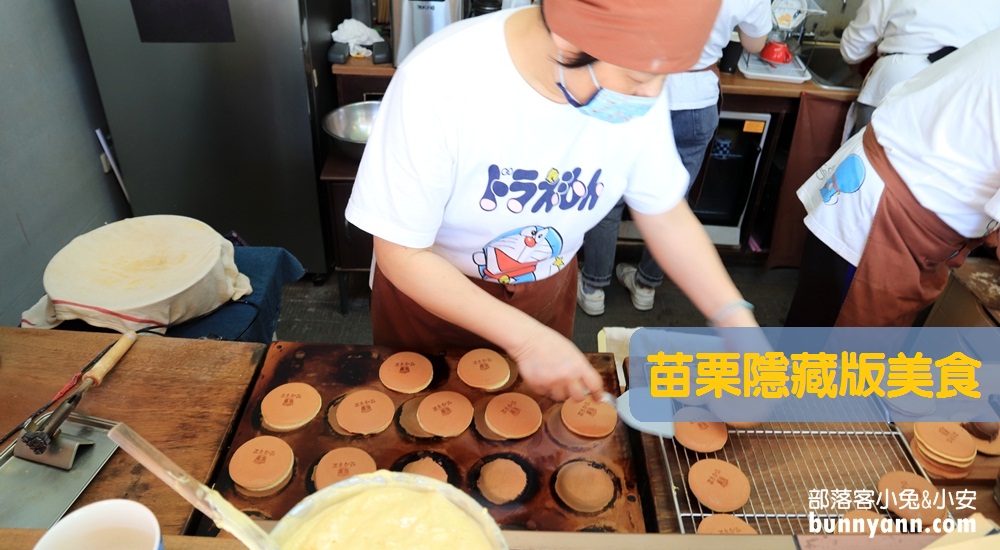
left=840, top=0, right=1000, bottom=106
left=800, top=29, right=1000, bottom=265
left=666, top=0, right=772, bottom=110
left=346, top=8, right=688, bottom=284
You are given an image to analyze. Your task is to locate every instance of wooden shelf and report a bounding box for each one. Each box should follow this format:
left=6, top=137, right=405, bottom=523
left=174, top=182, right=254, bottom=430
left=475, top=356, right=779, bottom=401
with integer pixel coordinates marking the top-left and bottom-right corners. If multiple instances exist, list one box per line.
left=331, top=56, right=396, bottom=77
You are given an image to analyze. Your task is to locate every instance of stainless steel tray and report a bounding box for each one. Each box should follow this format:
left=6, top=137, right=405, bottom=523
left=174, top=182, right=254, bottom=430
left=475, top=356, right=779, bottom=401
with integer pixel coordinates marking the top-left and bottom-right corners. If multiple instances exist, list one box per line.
left=0, top=412, right=119, bottom=529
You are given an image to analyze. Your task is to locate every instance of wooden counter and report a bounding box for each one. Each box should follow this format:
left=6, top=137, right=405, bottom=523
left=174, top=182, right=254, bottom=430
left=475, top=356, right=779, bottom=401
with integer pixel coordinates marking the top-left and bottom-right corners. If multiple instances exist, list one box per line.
left=0, top=328, right=265, bottom=535
left=331, top=56, right=859, bottom=101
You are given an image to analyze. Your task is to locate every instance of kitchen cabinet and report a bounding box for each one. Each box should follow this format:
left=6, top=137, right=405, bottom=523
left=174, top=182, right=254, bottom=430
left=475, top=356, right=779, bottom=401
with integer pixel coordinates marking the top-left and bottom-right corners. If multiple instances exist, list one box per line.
left=320, top=152, right=374, bottom=313
left=319, top=60, right=394, bottom=312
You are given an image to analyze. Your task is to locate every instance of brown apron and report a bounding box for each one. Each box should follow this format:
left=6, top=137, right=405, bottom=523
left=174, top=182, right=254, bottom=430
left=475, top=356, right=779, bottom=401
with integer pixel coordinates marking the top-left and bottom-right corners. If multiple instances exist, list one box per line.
left=835, top=127, right=983, bottom=327
left=370, top=257, right=578, bottom=354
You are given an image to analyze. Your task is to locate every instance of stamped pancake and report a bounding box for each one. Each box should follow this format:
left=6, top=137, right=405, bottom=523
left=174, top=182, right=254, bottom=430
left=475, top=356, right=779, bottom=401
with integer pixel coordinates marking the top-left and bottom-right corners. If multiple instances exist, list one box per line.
left=457, top=348, right=511, bottom=391
left=688, top=458, right=751, bottom=513
left=335, top=388, right=395, bottom=435
left=559, top=396, right=618, bottom=438
left=313, top=447, right=377, bottom=490
left=696, top=514, right=757, bottom=534
left=260, top=382, right=322, bottom=432
left=484, top=392, right=543, bottom=439
left=229, top=435, right=295, bottom=497
left=416, top=391, right=474, bottom=437
left=674, top=407, right=728, bottom=453
left=378, top=351, right=434, bottom=394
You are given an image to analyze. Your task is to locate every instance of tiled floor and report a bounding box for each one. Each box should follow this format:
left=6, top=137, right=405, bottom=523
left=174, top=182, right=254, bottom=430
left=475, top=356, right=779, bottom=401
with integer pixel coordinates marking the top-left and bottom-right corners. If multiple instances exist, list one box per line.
left=276, top=248, right=799, bottom=353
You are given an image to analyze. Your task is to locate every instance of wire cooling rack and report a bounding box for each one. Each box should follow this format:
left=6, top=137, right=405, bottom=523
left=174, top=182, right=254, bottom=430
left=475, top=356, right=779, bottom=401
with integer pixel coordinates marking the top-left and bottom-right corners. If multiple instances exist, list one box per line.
left=661, top=396, right=929, bottom=534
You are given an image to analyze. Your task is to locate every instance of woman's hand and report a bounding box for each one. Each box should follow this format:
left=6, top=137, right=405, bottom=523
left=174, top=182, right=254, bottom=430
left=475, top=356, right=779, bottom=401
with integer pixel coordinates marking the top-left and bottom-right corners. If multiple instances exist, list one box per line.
left=506, top=326, right=604, bottom=402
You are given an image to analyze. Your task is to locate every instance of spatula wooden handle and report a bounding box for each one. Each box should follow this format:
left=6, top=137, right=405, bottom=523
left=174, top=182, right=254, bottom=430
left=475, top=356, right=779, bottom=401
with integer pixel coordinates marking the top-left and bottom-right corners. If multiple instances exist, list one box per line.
left=84, top=331, right=137, bottom=386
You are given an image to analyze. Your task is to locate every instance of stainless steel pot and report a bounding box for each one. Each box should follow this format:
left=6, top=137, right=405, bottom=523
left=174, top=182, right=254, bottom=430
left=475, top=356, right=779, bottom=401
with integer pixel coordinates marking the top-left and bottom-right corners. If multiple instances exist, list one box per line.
left=322, top=101, right=380, bottom=161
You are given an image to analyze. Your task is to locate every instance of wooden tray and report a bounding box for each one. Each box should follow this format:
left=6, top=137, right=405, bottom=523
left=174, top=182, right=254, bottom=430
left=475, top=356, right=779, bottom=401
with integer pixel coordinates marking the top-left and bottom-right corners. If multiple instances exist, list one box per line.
left=211, top=342, right=648, bottom=533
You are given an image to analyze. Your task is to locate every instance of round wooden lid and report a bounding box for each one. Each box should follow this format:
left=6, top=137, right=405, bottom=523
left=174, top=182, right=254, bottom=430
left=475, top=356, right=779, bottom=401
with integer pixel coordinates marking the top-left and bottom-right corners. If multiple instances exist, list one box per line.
left=696, top=514, right=757, bottom=534
left=477, top=458, right=527, bottom=505
left=457, top=349, right=511, bottom=391
left=378, top=351, right=433, bottom=394
left=559, top=397, right=617, bottom=438
left=554, top=460, right=615, bottom=513
left=260, top=382, right=322, bottom=432
left=674, top=407, right=728, bottom=453
left=688, top=458, right=750, bottom=513
left=334, top=388, right=395, bottom=435
left=484, top=392, right=542, bottom=439
left=313, top=447, right=377, bottom=491
left=416, top=391, right=474, bottom=437
left=228, top=435, right=295, bottom=496
left=876, top=471, right=947, bottom=523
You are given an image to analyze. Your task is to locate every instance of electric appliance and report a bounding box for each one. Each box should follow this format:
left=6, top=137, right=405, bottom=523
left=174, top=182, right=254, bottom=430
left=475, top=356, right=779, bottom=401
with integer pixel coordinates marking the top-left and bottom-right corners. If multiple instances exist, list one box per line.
left=73, top=0, right=345, bottom=272
left=687, top=111, right=772, bottom=246
left=392, top=0, right=464, bottom=66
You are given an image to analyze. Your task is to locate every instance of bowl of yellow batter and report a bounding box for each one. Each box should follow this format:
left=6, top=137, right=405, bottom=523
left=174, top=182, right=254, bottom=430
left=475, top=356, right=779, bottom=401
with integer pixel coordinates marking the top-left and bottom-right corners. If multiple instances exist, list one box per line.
left=269, top=470, right=507, bottom=550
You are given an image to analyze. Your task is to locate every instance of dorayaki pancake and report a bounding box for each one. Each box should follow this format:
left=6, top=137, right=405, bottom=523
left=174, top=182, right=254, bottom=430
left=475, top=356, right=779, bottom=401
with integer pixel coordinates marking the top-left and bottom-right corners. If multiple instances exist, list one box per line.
left=484, top=392, right=542, bottom=439
left=696, top=514, right=757, bottom=534
left=229, top=435, right=295, bottom=497
left=560, top=396, right=617, bottom=438
left=260, top=382, right=323, bottom=432
left=910, top=438, right=972, bottom=480
left=378, top=351, right=434, bottom=394
left=674, top=407, right=728, bottom=453
left=335, top=388, right=395, bottom=435
left=313, top=447, right=377, bottom=490
left=913, top=422, right=977, bottom=465
left=457, top=348, right=511, bottom=391
left=688, top=458, right=751, bottom=513
left=416, top=391, right=474, bottom=437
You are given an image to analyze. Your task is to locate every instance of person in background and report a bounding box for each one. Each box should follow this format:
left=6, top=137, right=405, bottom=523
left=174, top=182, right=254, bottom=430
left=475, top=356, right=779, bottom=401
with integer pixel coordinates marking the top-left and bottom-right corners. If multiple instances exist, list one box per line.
left=840, top=0, right=1000, bottom=138
left=577, top=0, right=771, bottom=315
left=784, top=28, right=1000, bottom=327
left=345, top=1, right=760, bottom=402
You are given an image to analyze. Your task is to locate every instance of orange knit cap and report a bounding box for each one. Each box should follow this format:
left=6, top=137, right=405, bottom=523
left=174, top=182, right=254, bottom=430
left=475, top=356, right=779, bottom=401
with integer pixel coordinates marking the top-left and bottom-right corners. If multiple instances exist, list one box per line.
left=544, top=0, right=722, bottom=74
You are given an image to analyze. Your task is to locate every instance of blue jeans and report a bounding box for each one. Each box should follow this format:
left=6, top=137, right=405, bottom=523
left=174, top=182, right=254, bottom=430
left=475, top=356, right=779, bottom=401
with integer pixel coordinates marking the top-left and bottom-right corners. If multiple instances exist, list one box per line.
left=581, top=104, right=720, bottom=289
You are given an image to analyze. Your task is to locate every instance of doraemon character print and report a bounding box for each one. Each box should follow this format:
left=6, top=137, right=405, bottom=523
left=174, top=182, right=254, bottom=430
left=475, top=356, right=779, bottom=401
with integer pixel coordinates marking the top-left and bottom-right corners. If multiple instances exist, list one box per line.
left=819, top=154, right=865, bottom=205
left=473, top=226, right=565, bottom=284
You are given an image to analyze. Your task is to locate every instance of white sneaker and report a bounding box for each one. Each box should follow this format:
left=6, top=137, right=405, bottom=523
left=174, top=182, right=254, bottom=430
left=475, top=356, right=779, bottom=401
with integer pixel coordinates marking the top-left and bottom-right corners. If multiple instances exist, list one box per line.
left=577, top=276, right=605, bottom=316
left=616, top=264, right=655, bottom=311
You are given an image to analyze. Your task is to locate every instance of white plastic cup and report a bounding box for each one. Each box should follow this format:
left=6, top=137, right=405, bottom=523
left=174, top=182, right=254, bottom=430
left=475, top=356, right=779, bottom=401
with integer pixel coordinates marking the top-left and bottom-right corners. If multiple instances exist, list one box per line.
left=33, top=499, right=163, bottom=550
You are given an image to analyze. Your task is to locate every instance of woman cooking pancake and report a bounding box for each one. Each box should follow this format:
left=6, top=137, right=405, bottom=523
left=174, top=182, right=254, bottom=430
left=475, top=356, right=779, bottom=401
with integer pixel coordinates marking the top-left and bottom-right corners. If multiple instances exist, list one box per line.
left=345, top=0, right=760, bottom=402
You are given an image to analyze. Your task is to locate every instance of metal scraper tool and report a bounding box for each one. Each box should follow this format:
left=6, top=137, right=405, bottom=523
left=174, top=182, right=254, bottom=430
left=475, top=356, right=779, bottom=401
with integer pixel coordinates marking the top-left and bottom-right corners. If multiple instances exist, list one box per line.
left=17, top=331, right=136, bottom=466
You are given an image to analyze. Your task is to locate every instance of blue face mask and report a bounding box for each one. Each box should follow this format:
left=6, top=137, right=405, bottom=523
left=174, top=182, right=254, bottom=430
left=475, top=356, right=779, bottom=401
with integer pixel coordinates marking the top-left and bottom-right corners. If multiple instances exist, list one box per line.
left=556, top=62, right=658, bottom=124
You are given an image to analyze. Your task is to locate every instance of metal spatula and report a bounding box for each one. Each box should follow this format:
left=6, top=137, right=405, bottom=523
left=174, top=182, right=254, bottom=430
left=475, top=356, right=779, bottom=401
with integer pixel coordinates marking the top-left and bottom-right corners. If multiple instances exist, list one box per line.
left=600, top=390, right=674, bottom=439
left=108, top=423, right=278, bottom=550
